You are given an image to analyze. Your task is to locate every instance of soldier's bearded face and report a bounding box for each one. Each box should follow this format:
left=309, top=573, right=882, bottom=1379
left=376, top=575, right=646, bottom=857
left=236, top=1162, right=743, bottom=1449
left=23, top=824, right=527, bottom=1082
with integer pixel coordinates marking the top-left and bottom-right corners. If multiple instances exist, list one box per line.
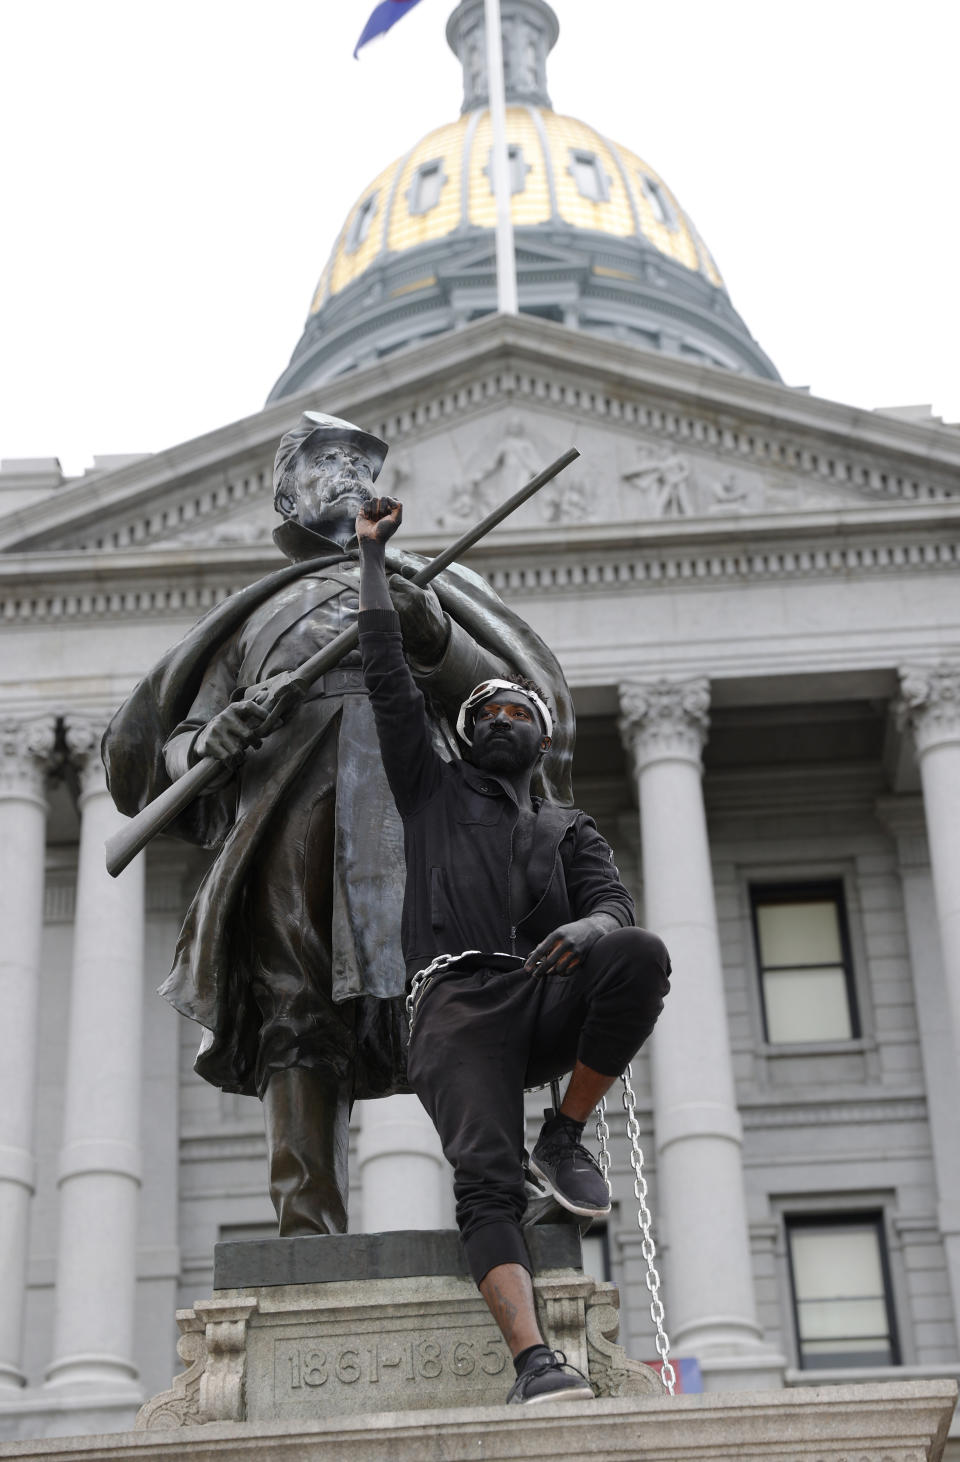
left=292, top=443, right=376, bottom=528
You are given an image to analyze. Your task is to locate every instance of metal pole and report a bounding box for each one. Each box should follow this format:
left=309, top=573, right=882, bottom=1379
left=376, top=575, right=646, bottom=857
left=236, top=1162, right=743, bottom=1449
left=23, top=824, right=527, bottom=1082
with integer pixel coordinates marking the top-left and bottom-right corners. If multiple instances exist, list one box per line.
left=484, top=0, right=518, bottom=314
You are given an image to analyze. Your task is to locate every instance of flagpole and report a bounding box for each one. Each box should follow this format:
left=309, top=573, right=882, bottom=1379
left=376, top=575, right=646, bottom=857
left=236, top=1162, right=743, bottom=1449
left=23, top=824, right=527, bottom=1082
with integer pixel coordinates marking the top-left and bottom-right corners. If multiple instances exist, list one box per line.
left=484, top=0, right=518, bottom=314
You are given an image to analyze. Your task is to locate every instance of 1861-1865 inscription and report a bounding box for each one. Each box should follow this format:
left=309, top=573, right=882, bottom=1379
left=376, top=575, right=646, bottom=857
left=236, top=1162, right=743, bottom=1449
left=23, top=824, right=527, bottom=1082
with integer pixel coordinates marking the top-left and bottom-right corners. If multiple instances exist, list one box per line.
left=270, top=1325, right=510, bottom=1415
left=279, top=1331, right=508, bottom=1393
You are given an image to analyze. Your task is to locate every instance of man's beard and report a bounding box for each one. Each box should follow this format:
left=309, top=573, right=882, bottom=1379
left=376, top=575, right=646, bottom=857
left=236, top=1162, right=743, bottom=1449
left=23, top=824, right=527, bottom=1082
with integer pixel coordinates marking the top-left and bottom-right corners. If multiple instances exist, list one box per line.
left=472, top=734, right=535, bottom=774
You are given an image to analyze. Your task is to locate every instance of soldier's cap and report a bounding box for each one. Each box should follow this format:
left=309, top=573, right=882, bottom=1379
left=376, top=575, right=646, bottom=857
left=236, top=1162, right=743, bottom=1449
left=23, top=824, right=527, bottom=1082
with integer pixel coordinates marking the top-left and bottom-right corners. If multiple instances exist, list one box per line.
left=456, top=679, right=554, bottom=745
left=273, top=412, right=389, bottom=510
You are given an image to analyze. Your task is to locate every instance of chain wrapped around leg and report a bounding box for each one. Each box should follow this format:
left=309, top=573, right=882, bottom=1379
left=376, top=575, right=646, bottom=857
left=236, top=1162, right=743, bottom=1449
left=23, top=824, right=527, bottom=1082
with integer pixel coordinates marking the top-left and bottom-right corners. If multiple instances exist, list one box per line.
left=620, top=1064, right=676, bottom=1395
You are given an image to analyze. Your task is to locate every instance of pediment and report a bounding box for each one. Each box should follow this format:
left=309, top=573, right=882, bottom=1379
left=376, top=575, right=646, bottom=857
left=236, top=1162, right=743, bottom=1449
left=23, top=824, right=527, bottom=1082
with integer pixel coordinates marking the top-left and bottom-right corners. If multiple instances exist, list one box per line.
left=0, top=406, right=289, bottom=556
left=2, top=315, right=958, bottom=559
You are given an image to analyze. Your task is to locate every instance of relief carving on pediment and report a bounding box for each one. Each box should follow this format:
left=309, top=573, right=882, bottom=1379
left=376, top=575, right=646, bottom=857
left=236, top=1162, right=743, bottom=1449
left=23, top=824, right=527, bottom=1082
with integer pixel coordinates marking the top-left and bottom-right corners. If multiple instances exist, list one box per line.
left=706, top=469, right=751, bottom=513
left=621, top=446, right=694, bottom=517
left=438, top=418, right=595, bottom=529
left=620, top=443, right=779, bottom=517
left=539, top=472, right=594, bottom=525
left=440, top=416, right=545, bottom=526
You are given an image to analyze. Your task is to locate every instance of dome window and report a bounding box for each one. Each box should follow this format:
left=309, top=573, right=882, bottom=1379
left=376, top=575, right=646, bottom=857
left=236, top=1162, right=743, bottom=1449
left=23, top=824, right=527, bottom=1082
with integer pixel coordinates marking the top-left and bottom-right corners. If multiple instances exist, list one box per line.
left=640, top=174, right=677, bottom=230
left=346, top=192, right=379, bottom=254
left=407, top=159, right=448, bottom=216
left=568, top=149, right=610, bottom=204
left=483, top=144, right=531, bottom=196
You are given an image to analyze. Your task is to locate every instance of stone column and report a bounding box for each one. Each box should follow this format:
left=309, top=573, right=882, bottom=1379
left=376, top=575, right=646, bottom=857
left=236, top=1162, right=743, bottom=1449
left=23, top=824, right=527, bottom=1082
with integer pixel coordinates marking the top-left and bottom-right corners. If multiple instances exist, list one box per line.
left=898, top=665, right=960, bottom=1073
left=44, top=715, right=144, bottom=1398
left=876, top=796, right=960, bottom=1326
left=0, top=713, right=57, bottom=1390
left=357, top=1095, right=452, bottom=1232
left=619, top=679, right=783, bottom=1389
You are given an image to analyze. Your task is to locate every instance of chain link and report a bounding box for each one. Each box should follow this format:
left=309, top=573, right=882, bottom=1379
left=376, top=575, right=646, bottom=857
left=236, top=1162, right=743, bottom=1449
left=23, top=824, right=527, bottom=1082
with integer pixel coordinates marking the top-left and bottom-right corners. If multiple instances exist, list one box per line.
left=405, top=950, right=484, bottom=1034
left=595, top=1096, right=611, bottom=1192
left=619, top=1064, right=677, bottom=1395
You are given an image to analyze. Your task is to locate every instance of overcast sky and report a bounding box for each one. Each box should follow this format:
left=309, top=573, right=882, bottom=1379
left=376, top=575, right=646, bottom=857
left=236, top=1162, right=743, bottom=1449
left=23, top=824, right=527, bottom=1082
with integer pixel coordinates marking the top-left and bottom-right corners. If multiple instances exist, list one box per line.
left=1, top=0, right=957, bottom=477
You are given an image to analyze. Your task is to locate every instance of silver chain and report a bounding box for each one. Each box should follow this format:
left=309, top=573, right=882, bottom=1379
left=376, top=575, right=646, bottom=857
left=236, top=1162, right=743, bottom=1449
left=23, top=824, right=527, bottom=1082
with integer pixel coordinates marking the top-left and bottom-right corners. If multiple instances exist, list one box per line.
left=405, top=950, right=485, bottom=1034
left=595, top=1095, right=612, bottom=1191
left=610, top=1064, right=676, bottom=1396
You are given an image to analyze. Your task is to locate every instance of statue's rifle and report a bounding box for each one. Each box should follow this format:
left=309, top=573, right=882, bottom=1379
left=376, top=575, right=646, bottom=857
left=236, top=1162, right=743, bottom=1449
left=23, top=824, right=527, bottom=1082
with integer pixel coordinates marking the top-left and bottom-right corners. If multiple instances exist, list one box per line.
left=105, top=446, right=580, bottom=877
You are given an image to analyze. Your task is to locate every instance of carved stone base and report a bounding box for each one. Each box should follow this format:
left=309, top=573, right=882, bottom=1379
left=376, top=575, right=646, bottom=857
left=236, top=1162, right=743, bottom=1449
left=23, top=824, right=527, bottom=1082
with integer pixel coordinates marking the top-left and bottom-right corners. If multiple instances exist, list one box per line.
left=135, top=1228, right=661, bottom=1428
left=2, top=1383, right=956, bottom=1462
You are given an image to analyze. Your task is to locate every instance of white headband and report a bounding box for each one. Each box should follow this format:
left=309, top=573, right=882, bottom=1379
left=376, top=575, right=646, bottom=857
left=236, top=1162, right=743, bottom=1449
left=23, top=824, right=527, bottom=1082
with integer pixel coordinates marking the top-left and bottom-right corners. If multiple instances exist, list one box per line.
left=456, top=679, right=554, bottom=745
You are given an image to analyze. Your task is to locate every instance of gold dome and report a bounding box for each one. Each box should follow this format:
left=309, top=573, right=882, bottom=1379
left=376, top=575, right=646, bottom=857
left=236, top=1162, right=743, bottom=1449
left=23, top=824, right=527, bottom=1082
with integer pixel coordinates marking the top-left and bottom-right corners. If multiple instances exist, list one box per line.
left=310, top=107, right=723, bottom=314
left=269, top=0, right=779, bottom=401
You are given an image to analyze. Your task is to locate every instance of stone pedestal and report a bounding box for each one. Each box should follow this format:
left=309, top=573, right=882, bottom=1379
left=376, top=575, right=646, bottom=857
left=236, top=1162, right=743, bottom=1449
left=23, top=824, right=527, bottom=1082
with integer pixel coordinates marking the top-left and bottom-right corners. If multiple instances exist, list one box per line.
left=135, top=1228, right=661, bottom=1427
left=0, top=1382, right=955, bottom=1461
left=10, top=1231, right=951, bottom=1461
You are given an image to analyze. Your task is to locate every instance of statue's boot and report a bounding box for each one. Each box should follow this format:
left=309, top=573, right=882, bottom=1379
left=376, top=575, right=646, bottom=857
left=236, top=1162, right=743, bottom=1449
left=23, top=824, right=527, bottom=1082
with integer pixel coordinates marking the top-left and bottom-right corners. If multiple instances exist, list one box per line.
left=262, top=1066, right=350, bottom=1236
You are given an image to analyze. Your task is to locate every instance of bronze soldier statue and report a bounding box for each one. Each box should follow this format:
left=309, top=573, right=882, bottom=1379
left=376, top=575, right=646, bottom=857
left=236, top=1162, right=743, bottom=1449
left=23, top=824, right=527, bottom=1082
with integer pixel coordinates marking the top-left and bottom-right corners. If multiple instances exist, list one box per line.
left=103, top=413, right=574, bottom=1236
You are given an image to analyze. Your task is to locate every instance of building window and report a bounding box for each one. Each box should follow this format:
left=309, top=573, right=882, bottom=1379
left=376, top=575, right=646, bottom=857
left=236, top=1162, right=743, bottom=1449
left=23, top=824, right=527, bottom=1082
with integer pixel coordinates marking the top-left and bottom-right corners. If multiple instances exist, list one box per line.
left=786, top=1214, right=899, bottom=1369
left=346, top=192, right=378, bottom=253
left=751, top=882, right=859, bottom=1044
left=408, top=159, right=446, bottom=215
left=640, top=174, right=676, bottom=229
left=568, top=149, right=609, bottom=203
left=484, top=143, right=530, bottom=195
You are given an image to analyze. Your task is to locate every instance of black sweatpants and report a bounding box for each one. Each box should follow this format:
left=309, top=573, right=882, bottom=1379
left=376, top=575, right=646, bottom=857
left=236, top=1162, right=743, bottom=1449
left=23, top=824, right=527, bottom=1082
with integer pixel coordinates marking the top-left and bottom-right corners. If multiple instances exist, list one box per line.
left=406, top=926, right=670, bottom=1285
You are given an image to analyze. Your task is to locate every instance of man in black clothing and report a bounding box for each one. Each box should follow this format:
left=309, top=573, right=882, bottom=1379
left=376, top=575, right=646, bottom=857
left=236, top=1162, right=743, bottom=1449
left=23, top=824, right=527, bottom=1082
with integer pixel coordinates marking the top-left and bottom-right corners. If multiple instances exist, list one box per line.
left=357, top=496, right=671, bottom=1404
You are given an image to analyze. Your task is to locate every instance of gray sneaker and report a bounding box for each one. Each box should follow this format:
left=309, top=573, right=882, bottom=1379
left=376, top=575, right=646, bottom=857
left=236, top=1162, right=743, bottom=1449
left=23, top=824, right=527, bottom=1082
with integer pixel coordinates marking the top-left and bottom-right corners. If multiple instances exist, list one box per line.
left=529, top=1123, right=611, bottom=1218
left=506, top=1350, right=594, bottom=1405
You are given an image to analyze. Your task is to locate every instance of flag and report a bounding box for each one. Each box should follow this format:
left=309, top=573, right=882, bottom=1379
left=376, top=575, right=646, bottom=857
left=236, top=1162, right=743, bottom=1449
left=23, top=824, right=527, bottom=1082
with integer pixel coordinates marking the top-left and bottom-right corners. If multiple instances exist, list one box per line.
left=354, top=0, right=425, bottom=58
left=645, top=1357, right=703, bottom=1394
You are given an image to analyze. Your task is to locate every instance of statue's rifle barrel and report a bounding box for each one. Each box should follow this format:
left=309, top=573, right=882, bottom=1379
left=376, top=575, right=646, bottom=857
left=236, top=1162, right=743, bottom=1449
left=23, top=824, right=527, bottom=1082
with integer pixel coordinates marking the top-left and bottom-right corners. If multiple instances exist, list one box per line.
left=104, top=446, right=579, bottom=878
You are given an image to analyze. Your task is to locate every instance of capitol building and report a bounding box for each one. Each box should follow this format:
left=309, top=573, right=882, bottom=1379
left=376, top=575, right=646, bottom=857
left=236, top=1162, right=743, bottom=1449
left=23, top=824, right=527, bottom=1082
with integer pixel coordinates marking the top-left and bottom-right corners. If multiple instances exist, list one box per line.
left=1, top=0, right=959, bottom=1448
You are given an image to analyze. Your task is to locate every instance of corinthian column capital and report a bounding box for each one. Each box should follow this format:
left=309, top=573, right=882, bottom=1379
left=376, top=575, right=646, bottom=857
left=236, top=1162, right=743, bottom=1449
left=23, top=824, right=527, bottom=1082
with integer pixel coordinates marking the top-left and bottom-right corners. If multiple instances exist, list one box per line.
left=63, top=713, right=111, bottom=800
left=618, top=677, right=710, bottom=770
left=897, top=663, right=960, bottom=755
left=0, top=713, right=58, bottom=800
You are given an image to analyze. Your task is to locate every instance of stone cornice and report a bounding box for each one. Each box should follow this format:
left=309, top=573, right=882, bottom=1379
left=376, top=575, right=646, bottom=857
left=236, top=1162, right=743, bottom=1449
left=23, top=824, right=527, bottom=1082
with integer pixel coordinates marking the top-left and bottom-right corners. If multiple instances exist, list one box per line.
left=2, top=315, right=959, bottom=554
left=2, top=508, right=957, bottom=628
